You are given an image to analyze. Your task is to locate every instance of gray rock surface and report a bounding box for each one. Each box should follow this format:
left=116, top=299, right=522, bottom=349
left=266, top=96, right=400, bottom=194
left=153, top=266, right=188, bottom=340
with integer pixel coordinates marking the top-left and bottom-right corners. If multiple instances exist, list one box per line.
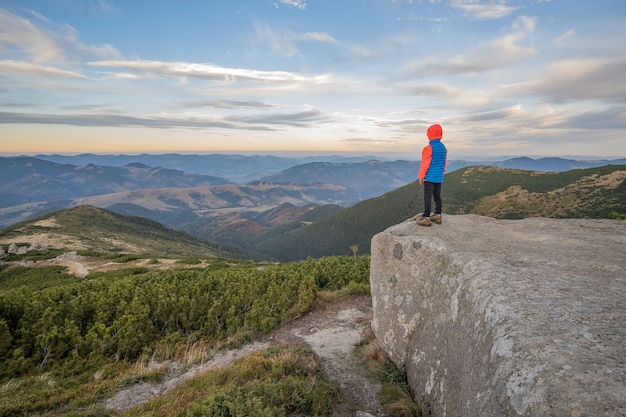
left=369, top=214, right=625, bottom=417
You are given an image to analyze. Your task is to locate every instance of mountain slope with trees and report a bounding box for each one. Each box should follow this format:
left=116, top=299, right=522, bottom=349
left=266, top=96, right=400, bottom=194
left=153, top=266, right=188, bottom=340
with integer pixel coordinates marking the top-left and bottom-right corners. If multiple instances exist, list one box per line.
left=0, top=248, right=376, bottom=416
left=2, top=155, right=625, bottom=234
left=31, top=153, right=626, bottom=182
left=255, top=164, right=626, bottom=260
left=444, top=164, right=626, bottom=218
left=0, top=180, right=358, bottom=229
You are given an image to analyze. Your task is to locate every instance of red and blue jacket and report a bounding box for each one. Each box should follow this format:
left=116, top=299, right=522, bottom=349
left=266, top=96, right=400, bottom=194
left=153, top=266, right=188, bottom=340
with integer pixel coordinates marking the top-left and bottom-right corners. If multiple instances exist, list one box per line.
left=418, top=139, right=447, bottom=183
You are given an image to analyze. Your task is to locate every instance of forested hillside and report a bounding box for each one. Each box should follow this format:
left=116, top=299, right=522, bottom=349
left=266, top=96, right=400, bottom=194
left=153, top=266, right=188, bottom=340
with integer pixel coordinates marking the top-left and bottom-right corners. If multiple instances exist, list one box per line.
left=188, top=203, right=344, bottom=250
left=256, top=187, right=417, bottom=260
left=256, top=164, right=626, bottom=260
left=0, top=255, right=371, bottom=416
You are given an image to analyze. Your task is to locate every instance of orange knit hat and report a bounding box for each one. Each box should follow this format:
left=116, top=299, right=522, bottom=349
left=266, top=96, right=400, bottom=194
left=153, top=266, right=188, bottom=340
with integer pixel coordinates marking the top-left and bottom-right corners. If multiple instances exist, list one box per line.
left=427, top=124, right=442, bottom=140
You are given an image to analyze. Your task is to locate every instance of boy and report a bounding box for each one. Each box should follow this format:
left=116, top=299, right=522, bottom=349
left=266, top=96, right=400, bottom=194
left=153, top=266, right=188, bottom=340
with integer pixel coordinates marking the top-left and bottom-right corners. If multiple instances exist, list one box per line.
left=417, top=123, right=448, bottom=226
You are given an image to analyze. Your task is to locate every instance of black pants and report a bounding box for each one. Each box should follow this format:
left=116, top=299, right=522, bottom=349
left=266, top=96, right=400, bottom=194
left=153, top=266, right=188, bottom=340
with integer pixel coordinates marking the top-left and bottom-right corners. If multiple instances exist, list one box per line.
left=423, top=181, right=442, bottom=217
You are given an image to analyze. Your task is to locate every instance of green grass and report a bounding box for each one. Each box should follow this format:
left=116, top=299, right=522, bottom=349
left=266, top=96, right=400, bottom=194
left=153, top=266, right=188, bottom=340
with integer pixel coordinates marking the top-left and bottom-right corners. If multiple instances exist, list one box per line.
left=121, top=345, right=337, bottom=417
left=356, top=327, right=422, bottom=417
left=609, top=211, right=626, bottom=220
left=0, top=360, right=127, bottom=417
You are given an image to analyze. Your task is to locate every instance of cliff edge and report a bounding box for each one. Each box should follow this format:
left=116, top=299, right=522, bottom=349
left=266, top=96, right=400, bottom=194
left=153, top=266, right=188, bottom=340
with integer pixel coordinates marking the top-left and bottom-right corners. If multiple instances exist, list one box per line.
left=369, top=214, right=625, bottom=417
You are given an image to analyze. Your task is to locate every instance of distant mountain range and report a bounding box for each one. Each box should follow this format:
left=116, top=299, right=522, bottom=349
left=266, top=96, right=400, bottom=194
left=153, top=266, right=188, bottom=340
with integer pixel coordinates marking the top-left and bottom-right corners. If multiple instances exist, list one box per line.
left=0, top=153, right=617, bottom=228
left=0, top=156, right=228, bottom=204
left=31, top=153, right=385, bottom=183
left=2, top=154, right=625, bottom=257
left=28, top=153, right=626, bottom=182
left=2, top=161, right=624, bottom=262
left=489, top=156, right=626, bottom=172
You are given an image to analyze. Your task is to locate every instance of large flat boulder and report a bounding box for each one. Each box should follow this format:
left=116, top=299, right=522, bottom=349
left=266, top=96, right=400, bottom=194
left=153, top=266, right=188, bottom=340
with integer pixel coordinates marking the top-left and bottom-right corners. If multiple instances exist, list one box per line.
left=369, top=215, right=625, bottom=417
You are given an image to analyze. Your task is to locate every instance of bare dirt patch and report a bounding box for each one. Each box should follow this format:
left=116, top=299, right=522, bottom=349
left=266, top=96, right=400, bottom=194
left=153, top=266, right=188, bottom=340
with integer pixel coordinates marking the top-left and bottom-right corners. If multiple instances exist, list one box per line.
left=4, top=254, right=209, bottom=278
left=32, top=218, right=61, bottom=228
left=4, top=231, right=91, bottom=252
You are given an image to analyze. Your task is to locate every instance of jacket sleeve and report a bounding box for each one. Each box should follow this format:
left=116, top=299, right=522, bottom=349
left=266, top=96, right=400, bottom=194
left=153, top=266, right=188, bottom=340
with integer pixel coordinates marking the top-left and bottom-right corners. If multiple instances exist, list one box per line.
left=418, top=145, right=432, bottom=179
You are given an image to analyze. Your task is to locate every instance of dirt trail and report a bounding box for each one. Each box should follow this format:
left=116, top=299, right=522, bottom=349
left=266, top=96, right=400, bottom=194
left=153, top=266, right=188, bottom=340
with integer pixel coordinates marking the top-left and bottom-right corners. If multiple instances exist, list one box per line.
left=105, top=295, right=387, bottom=416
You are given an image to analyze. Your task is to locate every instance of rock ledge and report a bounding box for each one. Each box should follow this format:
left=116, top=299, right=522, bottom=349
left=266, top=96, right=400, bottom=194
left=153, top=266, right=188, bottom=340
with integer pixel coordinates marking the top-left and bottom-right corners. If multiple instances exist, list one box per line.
left=369, top=215, right=625, bottom=417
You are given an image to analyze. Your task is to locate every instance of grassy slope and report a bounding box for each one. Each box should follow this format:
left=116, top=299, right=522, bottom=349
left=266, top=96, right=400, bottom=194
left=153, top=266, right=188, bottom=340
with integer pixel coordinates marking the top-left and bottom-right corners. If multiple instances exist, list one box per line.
left=0, top=205, right=252, bottom=258
left=444, top=164, right=626, bottom=218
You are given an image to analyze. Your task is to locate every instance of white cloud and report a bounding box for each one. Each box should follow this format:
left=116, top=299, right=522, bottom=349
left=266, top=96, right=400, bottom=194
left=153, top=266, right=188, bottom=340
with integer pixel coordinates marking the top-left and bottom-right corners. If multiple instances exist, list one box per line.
left=225, top=107, right=326, bottom=127
left=390, top=0, right=443, bottom=4
left=0, top=9, right=63, bottom=63
left=87, top=59, right=332, bottom=85
left=450, top=0, right=519, bottom=20
left=87, top=0, right=123, bottom=16
left=252, top=19, right=338, bottom=57
left=298, top=32, right=338, bottom=44
left=505, top=57, right=626, bottom=104
left=274, top=0, right=307, bottom=10
left=253, top=19, right=298, bottom=57
left=554, top=29, right=575, bottom=46
left=406, top=83, right=493, bottom=106
left=400, top=15, right=537, bottom=77
left=199, top=100, right=279, bottom=110
left=0, top=60, right=86, bottom=78
left=0, top=106, right=329, bottom=131
left=336, top=35, right=415, bottom=65
left=0, top=8, right=120, bottom=64
left=344, top=45, right=375, bottom=61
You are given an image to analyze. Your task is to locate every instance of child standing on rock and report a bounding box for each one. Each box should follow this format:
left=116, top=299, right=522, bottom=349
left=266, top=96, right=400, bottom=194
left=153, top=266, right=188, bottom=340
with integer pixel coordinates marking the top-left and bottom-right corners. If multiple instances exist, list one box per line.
left=417, top=123, right=448, bottom=226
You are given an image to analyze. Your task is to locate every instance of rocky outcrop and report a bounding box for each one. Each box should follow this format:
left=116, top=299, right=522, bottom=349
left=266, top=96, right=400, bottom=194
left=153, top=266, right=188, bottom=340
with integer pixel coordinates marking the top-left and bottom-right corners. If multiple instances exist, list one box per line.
left=6, top=242, right=43, bottom=254
left=369, top=215, right=625, bottom=417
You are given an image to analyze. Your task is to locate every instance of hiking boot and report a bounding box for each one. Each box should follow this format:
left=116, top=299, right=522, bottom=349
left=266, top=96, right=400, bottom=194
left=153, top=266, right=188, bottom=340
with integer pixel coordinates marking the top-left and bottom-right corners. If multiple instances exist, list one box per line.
left=416, top=215, right=431, bottom=226
left=430, top=214, right=442, bottom=224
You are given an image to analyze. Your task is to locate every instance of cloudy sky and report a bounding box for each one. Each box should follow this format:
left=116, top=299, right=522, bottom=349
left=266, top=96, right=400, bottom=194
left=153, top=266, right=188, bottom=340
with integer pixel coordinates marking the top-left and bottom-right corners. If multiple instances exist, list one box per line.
left=1, top=0, right=625, bottom=159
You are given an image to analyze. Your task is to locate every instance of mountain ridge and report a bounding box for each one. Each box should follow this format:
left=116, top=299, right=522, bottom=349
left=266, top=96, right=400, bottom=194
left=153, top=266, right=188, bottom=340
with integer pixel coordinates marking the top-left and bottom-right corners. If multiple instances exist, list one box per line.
left=0, top=156, right=229, bottom=204
left=0, top=205, right=253, bottom=259
left=23, top=153, right=626, bottom=182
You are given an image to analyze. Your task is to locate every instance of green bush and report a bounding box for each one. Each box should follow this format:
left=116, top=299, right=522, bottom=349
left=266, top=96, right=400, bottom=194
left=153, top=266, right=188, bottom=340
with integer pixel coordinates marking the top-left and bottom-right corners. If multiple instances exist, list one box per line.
left=0, top=256, right=369, bottom=416
left=0, top=256, right=367, bottom=378
left=176, top=257, right=201, bottom=265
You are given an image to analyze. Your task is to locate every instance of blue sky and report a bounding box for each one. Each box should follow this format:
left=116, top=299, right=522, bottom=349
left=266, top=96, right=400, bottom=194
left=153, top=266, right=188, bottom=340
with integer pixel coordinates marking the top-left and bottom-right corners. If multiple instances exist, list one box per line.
left=1, top=0, right=625, bottom=159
